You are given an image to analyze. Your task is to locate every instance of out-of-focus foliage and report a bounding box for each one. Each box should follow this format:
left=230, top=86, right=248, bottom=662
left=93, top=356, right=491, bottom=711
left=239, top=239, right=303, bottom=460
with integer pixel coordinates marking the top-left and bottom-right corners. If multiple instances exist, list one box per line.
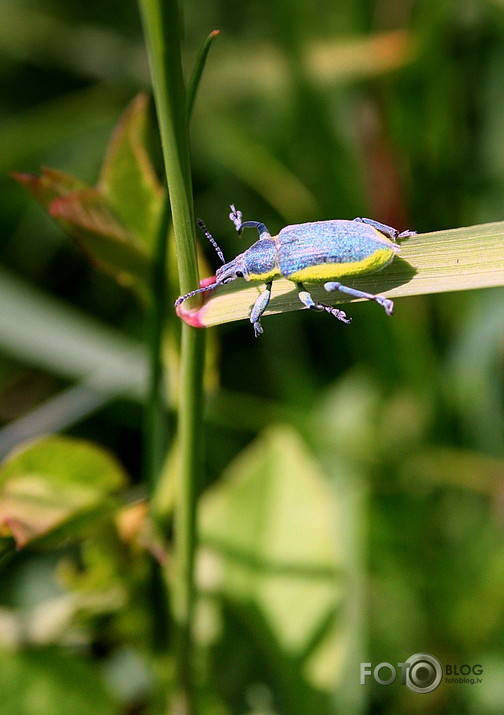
left=12, top=94, right=164, bottom=302
left=0, top=0, right=503, bottom=713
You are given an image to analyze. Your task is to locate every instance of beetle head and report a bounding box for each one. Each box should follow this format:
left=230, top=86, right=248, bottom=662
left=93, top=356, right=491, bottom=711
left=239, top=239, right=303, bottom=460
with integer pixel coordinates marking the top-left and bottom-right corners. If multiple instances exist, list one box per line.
left=174, top=253, right=247, bottom=308
left=215, top=253, right=248, bottom=283
left=174, top=217, right=251, bottom=308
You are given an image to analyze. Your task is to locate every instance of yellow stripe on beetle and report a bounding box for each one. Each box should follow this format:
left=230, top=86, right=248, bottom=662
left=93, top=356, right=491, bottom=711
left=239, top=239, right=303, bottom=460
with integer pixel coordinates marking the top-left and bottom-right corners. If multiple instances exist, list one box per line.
left=287, top=247, right=397, bottom=282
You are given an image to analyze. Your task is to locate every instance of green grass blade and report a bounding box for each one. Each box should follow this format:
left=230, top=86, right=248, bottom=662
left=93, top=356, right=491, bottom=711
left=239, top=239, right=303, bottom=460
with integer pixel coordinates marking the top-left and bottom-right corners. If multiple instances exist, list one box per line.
left=187, top=30, right=220, bottom=119
left=143, top=201, right=170, bottom=491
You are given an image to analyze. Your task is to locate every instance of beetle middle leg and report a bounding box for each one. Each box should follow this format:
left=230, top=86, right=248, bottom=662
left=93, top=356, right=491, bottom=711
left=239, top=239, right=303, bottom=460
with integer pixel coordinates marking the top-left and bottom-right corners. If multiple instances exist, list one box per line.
left=324, top=281, right=395, bottom=315
left=296, top=283, right=352, bottom=324
left=250, top=281, right=273, bottom=337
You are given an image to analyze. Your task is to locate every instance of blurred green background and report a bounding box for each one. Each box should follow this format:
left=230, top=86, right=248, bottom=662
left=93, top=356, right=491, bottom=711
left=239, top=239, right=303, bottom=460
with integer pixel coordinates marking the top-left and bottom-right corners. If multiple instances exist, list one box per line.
left=0, top=0, right=503, bottom=713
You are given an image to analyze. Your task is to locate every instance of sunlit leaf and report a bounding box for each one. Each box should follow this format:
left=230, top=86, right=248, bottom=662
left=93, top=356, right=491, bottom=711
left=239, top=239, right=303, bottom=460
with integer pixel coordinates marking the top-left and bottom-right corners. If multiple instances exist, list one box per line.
left=0, top=435, right=127, bottom=548
left=199, top=425, right=345, bottom=702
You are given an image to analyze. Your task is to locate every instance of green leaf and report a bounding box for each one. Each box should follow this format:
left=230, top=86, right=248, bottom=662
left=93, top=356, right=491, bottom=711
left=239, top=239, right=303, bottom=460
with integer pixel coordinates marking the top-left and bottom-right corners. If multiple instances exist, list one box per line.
left=176, top=221, right=504, bottom=328
left=98, top=93, right=164, bottom=252
left=0, top=648, right=117, bottom=715
left=12, top=167, right=88, bottom=203
left=12, top=94, right=166, bottom=301
left=186, top=30, right=220, bottom=119
left=13, top=170, right=150, bottom=300
left=199, top=425, right=345, bottom=705
left=49, top=187, right=151, bottom=297
left=0, top=435, right=127, bottom=548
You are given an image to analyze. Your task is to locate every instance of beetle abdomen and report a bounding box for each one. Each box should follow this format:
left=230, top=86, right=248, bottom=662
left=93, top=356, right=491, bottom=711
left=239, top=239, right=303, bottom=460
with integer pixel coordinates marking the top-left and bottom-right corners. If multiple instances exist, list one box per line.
left=277, top=220, right=399, bottom=282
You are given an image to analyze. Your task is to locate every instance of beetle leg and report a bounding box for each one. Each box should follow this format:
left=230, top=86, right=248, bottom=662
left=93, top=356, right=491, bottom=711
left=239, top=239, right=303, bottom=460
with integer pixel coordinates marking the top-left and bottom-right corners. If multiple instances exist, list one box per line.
left=324, top=281, right=395, bottom=315
left=353, top=217, right=417, bottom=240
left=250, top=282, right=273, bottom=337
left=297, top=283, right=352, bottom=324
left=229, top=205, right=272, bottom=240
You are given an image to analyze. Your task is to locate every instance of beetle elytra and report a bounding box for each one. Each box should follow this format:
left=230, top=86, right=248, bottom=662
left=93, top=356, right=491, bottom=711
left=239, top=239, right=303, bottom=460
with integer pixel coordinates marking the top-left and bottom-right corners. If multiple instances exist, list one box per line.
left=175, top=206, right=416, bottom=337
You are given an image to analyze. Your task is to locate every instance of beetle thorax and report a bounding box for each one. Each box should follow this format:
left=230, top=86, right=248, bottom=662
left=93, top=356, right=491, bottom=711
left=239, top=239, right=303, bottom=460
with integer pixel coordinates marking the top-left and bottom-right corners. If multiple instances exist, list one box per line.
left=241, top=237, right=279, bottom=282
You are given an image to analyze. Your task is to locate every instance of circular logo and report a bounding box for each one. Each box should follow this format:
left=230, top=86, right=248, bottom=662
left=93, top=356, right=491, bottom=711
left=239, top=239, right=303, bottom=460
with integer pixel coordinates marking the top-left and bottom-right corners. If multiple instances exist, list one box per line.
left=405, top=653, right=443, bottom=693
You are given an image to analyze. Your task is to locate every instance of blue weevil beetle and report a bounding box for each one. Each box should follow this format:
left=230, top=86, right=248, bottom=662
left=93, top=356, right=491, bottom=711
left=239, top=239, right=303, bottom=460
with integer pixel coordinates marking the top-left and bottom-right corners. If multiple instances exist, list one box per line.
left=175, top=205, right=416, bottom=337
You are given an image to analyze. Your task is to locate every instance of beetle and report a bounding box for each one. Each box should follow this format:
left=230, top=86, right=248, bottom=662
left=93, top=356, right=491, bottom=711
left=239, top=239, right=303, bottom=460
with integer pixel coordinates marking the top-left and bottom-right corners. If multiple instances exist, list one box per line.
left=175, top=205, right=416, bottom=337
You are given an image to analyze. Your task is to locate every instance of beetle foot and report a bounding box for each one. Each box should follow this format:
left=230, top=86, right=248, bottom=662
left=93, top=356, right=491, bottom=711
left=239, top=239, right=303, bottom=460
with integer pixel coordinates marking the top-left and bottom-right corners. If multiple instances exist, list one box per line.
left=322, top=304, right=352, bottom=324
left=229, top=204, right=243, bottom=233
left=253, top=321, right=264, bottom=337
left=375, top=296, right=395, bottom=315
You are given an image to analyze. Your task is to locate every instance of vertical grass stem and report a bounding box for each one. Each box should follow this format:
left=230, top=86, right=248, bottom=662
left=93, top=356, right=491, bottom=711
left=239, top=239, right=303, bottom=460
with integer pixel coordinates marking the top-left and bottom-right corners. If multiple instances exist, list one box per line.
left=138, top=0, right=205, bottom=710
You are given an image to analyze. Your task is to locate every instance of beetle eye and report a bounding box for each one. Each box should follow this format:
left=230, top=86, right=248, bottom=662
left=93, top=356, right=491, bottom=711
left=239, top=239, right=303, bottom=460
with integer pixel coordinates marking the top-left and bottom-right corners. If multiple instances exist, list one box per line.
left=236, top=270, right=244, bottom=278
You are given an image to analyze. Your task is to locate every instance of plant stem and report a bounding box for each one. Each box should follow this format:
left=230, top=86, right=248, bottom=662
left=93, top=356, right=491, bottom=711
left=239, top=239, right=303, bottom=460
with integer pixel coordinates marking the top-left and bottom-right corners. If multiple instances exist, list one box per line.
left=173, top=325, right=205, bottom=708
left=143, top=197, right=171, bottom=668
left=138, top=0, right=197, bottom=294
left=144, top=199, right=170, bottom=491
left=138, top=0, right=205, bottom=710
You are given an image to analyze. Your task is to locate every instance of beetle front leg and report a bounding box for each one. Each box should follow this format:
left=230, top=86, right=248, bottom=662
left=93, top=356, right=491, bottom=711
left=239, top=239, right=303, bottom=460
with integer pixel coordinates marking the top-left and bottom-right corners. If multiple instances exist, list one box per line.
left=353, top=217, right=416, bottom=240
left=296, top=283, right=352, bottom=324
left=324, top=281, right=395, bottom=315
left=250, top=282, right=273, bottom=337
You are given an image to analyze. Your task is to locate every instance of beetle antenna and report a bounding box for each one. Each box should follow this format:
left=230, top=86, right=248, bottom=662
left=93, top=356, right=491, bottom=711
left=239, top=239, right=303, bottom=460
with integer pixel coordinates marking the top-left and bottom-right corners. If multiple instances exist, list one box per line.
left=197, top=218, right=226, bottom=264
left=174, top=280, right=223, bottom=307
